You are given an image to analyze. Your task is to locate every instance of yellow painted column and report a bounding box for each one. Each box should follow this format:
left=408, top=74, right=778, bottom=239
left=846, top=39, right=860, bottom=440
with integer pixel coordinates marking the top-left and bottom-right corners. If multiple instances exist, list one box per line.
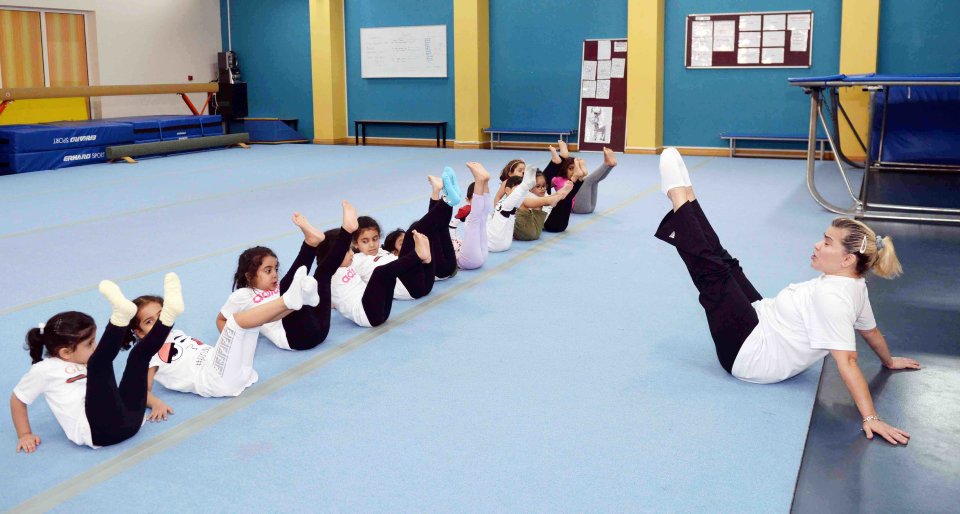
left=838, top=0, right=880, bottom=160
left=310, top=0, right=347, bottom=144
left=453, top=0, right=490, bottom=148
left=625, top=0, right=664, bottom=154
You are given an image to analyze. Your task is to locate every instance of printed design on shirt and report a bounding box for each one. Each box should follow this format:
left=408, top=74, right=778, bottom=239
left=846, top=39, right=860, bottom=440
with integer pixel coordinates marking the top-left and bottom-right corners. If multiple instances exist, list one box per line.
left=252, top=288, right=280, bottom=304
left=498, top=207, right=517, bottom=218
left=63, top=363, right=87, bottom=384
left=212, top=326, right=236, bottom=377
left=341, top=268, right=358, bottom=284
left=158, top=333, right=208, bottom=364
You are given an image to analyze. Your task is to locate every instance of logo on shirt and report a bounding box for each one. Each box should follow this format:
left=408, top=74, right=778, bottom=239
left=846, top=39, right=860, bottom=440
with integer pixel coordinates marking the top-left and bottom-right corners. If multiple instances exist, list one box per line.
left=252, top=288, right=280, bottom=304
left=341, top=268, right=358, bottom=283
left=65, top=374, right=87, bottom=383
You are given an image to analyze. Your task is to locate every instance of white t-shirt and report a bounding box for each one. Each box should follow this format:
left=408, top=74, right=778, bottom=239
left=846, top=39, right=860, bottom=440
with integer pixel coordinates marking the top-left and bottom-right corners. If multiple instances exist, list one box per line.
left=732, top=275, right=877, bottom=384
left=13, top=357, right=96, bottom=448
left=352, top=249, right=412, bottom=300
left=332, top=266, right=371, bottom=327
left=220, top=287, right=290, bottom=350
left=487, top=198, right=519, bottom=252
left=149, top=329, right=259, bottom=397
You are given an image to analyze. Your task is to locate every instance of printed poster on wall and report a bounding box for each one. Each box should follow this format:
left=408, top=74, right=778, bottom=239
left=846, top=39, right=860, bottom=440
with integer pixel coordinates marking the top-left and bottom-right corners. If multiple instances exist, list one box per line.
left=685, top=10, right=813, bottom=68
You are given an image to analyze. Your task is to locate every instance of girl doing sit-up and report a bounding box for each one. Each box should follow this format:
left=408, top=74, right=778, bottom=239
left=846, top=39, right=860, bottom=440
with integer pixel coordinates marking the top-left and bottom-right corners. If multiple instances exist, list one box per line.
left=317, top=201, right=433, bottom=327
left=217, top=208, right=354, bottom=352
left=129, top=268, right=316, bottom=405
left=514, top=172, right=571, bottom=241
left=655, top=147, right=919, bottom=446
left=545, top=140, right=618, bottom=214
left=11, top=274, right=183, bottom=451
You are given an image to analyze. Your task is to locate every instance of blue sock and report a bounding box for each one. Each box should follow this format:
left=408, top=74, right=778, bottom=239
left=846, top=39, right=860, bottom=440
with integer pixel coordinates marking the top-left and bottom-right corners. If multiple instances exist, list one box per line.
left=441, top=166, right=462, bottom=206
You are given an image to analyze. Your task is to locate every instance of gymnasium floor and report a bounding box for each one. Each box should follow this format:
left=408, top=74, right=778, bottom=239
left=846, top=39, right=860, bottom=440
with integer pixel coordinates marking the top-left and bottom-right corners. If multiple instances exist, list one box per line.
left=0, top=145, right=955, bottom=513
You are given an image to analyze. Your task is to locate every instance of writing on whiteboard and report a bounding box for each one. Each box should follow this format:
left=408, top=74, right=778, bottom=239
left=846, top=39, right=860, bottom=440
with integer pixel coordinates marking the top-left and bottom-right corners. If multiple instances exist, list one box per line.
left=361, top=25, right=447, bottom=78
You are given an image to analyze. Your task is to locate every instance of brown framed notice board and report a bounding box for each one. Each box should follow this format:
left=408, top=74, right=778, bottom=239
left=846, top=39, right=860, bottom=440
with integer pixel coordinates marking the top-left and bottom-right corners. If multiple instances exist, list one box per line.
left=685, top=10, right=813, bottom=69
left=578, top=38, right=627, bottom=152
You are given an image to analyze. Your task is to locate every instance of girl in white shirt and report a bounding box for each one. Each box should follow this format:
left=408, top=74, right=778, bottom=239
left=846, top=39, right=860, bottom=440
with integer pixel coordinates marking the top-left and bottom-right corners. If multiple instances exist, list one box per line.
left=352, top=169, right=462, bottom=297
left=655, top=147, right=920, bottom=446
left=488, top=163, right=535, bottom=252
left=318, top=201, right=433, bottom=327
left=128, top=269, right=314, bottom=403
left=11, top=274, right=184, bottom=451
left=217, top=208, right=353, bottom=351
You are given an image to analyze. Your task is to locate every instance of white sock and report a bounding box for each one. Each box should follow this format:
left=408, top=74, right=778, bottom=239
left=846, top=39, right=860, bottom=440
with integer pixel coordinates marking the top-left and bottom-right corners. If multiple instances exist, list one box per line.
left=98, top=280, right=137, bottom=326
left=158, top=272, right=184, bottom=326
left=659, top=147, right=691, bottom=194
left=302, top=276, right=320, bottom=307
left=282, top=266, right=307, bottom=310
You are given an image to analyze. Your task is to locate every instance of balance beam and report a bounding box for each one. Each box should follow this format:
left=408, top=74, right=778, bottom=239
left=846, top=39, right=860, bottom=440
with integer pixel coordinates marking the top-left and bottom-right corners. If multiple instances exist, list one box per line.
left=0, top=83, right=220, bottom=116
left=106, top=133, right=250, bottom=163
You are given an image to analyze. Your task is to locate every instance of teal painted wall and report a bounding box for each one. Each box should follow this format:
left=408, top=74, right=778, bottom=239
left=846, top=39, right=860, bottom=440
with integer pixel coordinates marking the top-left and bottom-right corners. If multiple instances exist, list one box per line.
left=220, top=0, right=314, bottom=139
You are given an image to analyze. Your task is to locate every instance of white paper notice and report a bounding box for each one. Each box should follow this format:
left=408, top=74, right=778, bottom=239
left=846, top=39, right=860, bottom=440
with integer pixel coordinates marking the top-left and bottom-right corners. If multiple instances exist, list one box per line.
left=787, top=13, right=811, bottom=31
left=595, top=80, right=610, bottom=100
left=790, top=30, right=809, bottom=52
left=762, top=31, right=786, bottom=47
left=738, top=48, right=760, bottom=64
left=738, top=31, right=761, bottom=48
left=582, top=61, right=597, bottom=80
left=691, top=51, right=712, bottom=67
left=597, top=60, right=612, bottom=80
left=597, top=40, right=612, bottom=60
left=763, top=14, right=786, bottom=31
left=761, top=47, right=785, bottom=64
left=610, top=58, right=625, bottom=78
left=581, top=80, right=597, bottom=99
left=713, top=20, right=735, bottom=51
left=692, top=20, right=713, bottom=38
left=740, top=15, right=762, bottom=31
left=584, top=106, right=612, bottom=144
left=614, top=41, right=627, bottom=53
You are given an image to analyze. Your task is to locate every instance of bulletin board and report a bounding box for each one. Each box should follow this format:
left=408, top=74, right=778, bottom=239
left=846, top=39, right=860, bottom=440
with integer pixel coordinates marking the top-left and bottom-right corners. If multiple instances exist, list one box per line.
left=360, top=25, right=447, bottom=78
left=685, top=11, right=813, bottom=69
left=577, top=39, right=628, bottom=152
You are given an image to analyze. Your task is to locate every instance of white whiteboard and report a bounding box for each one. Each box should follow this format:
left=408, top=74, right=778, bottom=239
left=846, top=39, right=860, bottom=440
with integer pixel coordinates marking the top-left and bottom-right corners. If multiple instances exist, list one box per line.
left=360, top=25, right=447, bottom=78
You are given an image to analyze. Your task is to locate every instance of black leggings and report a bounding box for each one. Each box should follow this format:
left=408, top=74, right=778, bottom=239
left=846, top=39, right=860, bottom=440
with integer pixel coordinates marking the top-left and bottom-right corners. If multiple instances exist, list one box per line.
left=543, top=179, right=584, bottom=233
left=85, top=320, right=172, bottom=446
left=655, top=200, right=762, bottom=373
left=394, top=200, right=456, bottom=297
left=278, top=230, right=353, bottom=350
left=426, top=199, right=458, bottom=279
left=362, top=251, right=423, bottom=326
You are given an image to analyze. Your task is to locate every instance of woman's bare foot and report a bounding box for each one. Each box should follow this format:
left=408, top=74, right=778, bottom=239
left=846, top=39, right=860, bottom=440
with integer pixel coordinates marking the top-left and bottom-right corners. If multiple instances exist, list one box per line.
left=341, top=201, right=359, bottom=233
left=549, top=145, right=561, bottom=164
left=411, top=230, right=432, bottom=263
left=603, top=147, right=618, bottom=167
left=292, top=212, right=326, bottom=247
left=558, top=140, right=570, bottom=158
left=427, top=175, right=443, bottom=200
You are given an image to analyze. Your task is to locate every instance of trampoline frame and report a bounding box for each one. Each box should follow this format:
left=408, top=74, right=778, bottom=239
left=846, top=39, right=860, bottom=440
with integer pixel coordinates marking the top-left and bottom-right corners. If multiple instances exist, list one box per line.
left=791, top=76, right=960, bottom=223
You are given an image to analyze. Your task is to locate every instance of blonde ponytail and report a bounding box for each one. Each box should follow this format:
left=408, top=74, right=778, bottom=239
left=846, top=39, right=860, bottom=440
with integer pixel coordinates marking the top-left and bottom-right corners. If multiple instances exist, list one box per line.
left=830, top=218, right=903, bottom=279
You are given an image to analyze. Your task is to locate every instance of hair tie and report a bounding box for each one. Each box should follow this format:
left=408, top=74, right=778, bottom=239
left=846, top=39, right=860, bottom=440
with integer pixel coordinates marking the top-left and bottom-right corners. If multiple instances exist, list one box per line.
left=876, top=235, right=885, bottom=251
left=859, top=235, right=868, bottom=254
left=38, top=322, right=45, bottom=335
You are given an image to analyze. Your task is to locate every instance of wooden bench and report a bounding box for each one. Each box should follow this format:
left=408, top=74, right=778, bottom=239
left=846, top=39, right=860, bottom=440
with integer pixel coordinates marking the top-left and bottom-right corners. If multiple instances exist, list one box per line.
left=483, top=127, right=576, bottom=149
left=354, top=120, right=447, bottom=147
left=720, top=132, right=830, bottom=159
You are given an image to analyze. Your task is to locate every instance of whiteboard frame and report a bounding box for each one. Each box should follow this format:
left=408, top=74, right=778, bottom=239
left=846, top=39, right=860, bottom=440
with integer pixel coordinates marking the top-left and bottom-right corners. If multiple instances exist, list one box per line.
left=360, top=24, right=448, bottom=79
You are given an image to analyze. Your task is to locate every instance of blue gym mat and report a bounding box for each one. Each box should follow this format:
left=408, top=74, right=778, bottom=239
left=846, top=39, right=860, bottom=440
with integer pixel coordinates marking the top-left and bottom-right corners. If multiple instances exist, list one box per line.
left=1, top=145, right=836, bottom=512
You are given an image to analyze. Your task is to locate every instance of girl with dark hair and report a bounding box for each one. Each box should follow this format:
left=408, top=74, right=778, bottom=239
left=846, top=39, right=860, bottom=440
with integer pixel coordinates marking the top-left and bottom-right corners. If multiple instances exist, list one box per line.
left=11, top=274, right=183, bottom=451
left=315, top=201, right=432, bottom=327
left=488, top=163, right=535, bottom=252
left=217, top=206, right=355, bottom=351
left=514, top=171, right=572, bottom=241
left=129, top=270, right=314, bottom=402
left=544, top=140, right=618, bottom=214
left=655, top=147, right=919, bottom=445
left=351, top=169, right=461, bottom=299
